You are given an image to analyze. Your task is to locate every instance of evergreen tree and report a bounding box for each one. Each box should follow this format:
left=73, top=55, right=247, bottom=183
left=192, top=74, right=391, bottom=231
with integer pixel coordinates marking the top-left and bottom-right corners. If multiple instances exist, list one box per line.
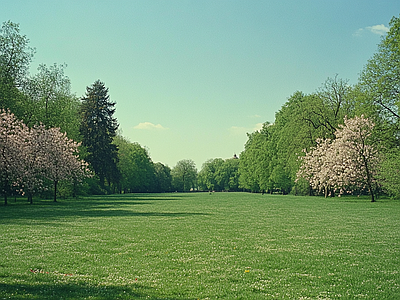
left=80, top=80, right=120, bottom=188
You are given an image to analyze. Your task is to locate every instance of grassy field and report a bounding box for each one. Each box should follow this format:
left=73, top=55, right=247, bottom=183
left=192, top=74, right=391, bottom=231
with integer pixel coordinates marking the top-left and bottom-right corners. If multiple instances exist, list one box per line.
left=0, top=192, right=399, bottom=299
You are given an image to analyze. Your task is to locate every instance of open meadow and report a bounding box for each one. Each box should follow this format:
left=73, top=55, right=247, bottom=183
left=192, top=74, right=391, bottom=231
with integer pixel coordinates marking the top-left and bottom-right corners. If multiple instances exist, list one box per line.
left=0, top=193, right=399, bottom=299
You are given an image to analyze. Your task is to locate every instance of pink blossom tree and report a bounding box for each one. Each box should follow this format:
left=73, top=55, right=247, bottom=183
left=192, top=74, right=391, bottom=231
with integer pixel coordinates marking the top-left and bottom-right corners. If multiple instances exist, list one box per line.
left=18, top=124, right=49, bottom=204
left=0, top=110, right=27, bottom=205
left=297, top=115, right=380, bottom=201
left=0, top=110, right=90, bottom=204
left=39, top=127, right=90, bottom=202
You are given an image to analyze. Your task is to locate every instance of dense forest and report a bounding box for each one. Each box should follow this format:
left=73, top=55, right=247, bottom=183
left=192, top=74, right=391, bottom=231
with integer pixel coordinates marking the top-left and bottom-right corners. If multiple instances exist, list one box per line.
left=1, top=14, right=400, bottom=203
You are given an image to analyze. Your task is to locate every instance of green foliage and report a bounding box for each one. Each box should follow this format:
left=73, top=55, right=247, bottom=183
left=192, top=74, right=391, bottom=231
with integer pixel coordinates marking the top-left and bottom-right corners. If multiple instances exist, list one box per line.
left=114, top=135, right=161, bottom=193
left=269, top=163, right=292, bottom=194
left=379, top=149, right=400, bottom=198
left=171, top=159, right=197, bottom=192
left=80, top=80, right=120, bottom=188
left=359, top=14, right=400, bottom=122
left=0, top=20, right=35, bottom=87
left=153, top=162, right=172, bottom=192
left=22, top=63, right=81, bottom=140
left=239, top=76, right=356, bottom=195
left=1, top=193, right=399, bottom=299
left=239, top=122, right=275, bottom=192
left=0, top=21, right=34, bottom=117
left=198, top=157, right=240, bottom=191
left=356, top=14, right=400, bottom=196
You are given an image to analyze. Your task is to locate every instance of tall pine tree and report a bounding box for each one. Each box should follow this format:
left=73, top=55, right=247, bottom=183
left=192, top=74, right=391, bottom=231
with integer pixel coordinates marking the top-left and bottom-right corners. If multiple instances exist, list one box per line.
left=80, top=80, right=120, bottom=189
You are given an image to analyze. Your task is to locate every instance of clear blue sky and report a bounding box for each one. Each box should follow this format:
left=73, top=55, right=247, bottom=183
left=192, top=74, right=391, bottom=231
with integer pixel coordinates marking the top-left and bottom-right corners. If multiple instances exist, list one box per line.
left=1, top=1, right=399, bottom=168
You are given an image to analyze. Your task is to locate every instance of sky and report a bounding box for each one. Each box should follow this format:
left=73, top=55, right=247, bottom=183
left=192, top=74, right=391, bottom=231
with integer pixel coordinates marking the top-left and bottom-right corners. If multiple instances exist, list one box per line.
left=1, top=0, right=399, bottom=169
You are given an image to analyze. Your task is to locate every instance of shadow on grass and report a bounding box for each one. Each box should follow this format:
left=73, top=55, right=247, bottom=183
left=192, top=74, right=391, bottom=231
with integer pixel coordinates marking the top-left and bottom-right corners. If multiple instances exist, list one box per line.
left=0, top=194, right=211, bottom=224
left=0, top=278, right=191, bottom=300
left=85, top=193, right=195, bottom=201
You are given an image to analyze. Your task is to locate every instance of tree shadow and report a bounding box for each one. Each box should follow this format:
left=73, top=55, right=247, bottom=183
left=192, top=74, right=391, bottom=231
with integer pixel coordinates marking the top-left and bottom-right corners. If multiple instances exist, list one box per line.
left=0, top=277, right=195, bottom=299
left=0, top=194, right=211, bottom=225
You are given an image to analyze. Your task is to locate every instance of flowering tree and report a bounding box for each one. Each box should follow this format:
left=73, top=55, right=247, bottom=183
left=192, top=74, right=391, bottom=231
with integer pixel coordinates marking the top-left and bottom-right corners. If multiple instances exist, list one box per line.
left=296, top=138, right=334, bottom=197
left=18, top=124, right=47, bottom=204
left=0, top=110, right=90, bottom=204
left=297, top=115, right=380, bottom=201
left=39, top=127, right=90, bottom=202
left=333, top=115, right=379, bottom=201
left=0, top=110, right=27, bottom=205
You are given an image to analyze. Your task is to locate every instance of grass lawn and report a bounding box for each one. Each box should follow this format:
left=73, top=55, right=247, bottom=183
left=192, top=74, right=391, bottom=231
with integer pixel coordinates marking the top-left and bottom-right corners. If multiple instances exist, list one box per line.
left=0, top=192, right=399, bottom=299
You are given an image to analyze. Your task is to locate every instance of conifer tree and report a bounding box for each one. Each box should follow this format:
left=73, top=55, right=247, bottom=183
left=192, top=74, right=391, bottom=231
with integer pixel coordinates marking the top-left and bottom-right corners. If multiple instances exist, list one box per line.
left=80, top=80, right=120, bottom=188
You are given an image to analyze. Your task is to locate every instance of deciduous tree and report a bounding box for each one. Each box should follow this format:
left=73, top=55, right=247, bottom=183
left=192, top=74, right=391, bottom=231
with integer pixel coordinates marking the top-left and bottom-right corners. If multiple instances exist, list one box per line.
left=297, top=115, right=380, bottom=201
left=40, top=127, right=90, bottom=202
left=22, top=63, right=81, bottom=140
left=172, top=159, right=197, bottom=192
left=239, top=122, right=275, bottom=193
left=114, top=135, right=156, bottom=193
left=154, top=162, right=172, bottom=193
left=359, top=14, right=400, bottom=121
left=0, top=21, right=34, bottom=117
left=0, top=21, right=35, bottom=87
left=0, top=110, right=27, bottom=204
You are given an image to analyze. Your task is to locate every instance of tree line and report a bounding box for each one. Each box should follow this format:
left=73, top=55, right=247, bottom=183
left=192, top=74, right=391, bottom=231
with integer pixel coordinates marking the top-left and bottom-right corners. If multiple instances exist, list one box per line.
left=238, top=15, right=400, bottom=201
left=1, top=15, right=400, bottom=203
left=0, top=20, right=187, bottom=204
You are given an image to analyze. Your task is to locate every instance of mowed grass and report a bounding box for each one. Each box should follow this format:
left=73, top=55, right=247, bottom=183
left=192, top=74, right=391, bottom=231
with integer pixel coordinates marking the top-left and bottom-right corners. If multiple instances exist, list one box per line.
left=0, top=193, right=399, bottom=299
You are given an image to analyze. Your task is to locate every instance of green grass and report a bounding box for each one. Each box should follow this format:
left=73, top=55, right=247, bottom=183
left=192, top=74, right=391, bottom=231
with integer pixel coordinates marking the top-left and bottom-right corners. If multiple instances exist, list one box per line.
left=0, top=193, right=399, bottom=299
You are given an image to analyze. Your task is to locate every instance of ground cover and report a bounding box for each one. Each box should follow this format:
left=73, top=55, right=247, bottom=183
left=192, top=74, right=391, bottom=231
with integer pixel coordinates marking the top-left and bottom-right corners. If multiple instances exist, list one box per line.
left=0, top=192, right=399, bottom=299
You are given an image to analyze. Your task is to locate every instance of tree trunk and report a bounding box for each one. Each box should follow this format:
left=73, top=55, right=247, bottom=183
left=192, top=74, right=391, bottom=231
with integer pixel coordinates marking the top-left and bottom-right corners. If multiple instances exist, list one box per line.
left=54, top=180, right=58, bottom=202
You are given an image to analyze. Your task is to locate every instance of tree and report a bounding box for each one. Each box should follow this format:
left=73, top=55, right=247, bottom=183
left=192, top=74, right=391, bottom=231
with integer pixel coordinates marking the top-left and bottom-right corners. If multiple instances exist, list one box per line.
left=273, top=92, right=328, bottom=192
left=222, top=156, right=240, bottom=191
left=22, top=63, right=81, bottom=140
left=0, top=21, right=34, bottom=117
left=270, top=80, right=355, bottom=194
left=198, top=158, right=225, bottom=191
left=171, top=159, right=197, bottom=192
left=296, top=137, right=335, bottom=197
left=154, top=162, right=172, bottom=193
left=0, top=21, right=35, bottom=87
left=358, top=14, right=400, bottom=121
left=18, top=124, right=47, bottom=204
left=80, top=80, right=119, bottom=189
left=0, top=110, right=27, bottom=205
left=114, top=135, right=156, bottom=193
left=40, top=127, right=90, bottom=202
left=334, top=116, right=380, bottom=201
left=239, top=122, right=275, bottom=193
left=297, top=115, right=380, bottom=201
left=357, top=15, right=400, bottom=197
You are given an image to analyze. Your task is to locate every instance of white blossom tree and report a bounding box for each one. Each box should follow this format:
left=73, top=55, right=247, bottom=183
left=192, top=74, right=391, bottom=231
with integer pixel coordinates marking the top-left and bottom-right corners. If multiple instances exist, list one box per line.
left=297, top=115, right=380, bottom=201
left=297, top=138, right=335, bottom=197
